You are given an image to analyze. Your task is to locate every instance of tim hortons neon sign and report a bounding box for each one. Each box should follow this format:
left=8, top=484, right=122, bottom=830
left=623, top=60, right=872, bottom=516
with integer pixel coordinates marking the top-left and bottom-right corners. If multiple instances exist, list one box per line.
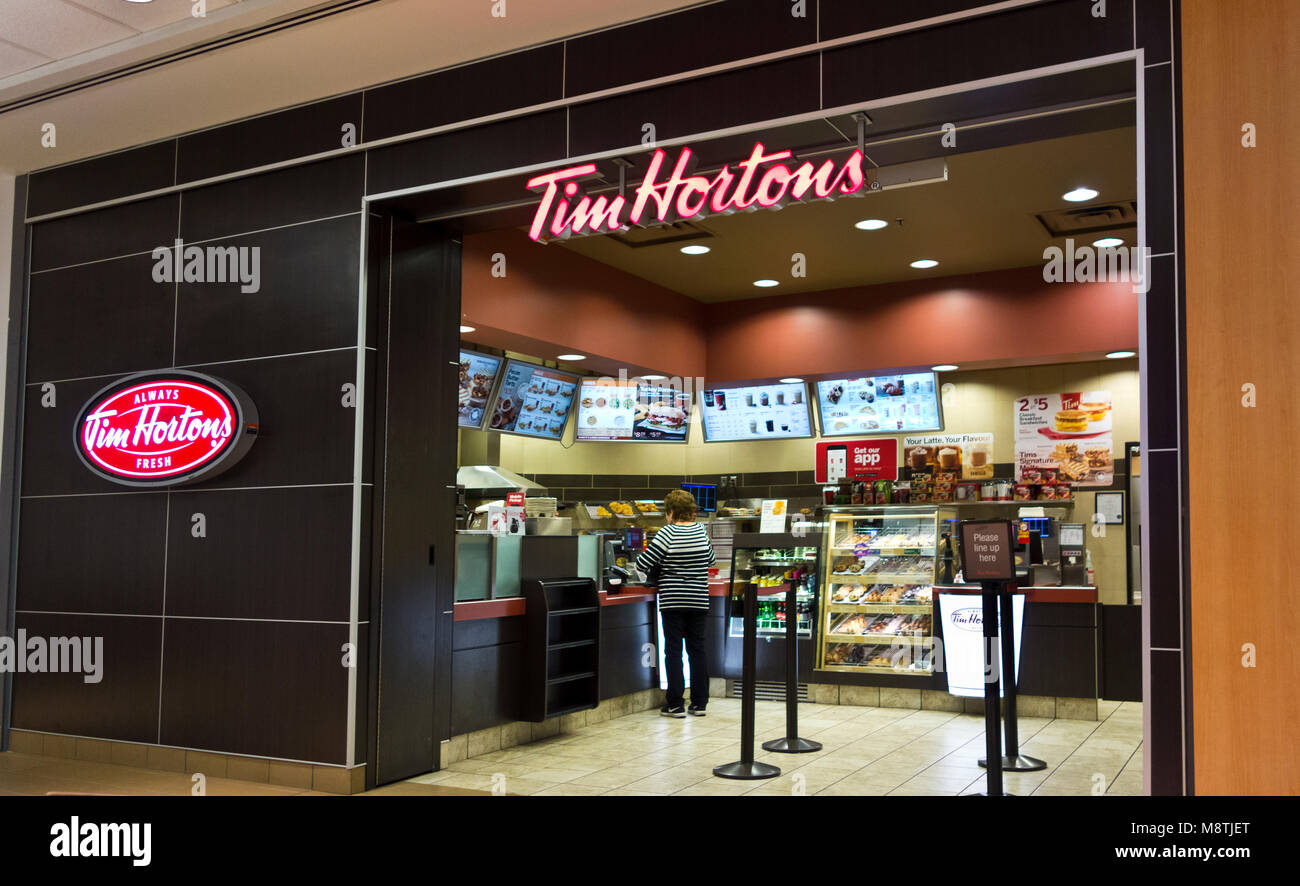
left=526, top=142, right=870, bottom=242
left=75, top=370, right=259, bottom=487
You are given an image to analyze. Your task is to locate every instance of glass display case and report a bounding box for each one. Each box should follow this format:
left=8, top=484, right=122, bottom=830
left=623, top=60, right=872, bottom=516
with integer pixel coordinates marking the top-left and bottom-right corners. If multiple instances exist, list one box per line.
left=728, top=543, right=819, bottom=638
left=817, top=508, right=941, bottom=676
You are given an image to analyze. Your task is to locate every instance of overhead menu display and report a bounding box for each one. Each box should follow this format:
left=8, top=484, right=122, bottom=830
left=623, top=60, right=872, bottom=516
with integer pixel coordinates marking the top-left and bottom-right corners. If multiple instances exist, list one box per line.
left=457, top=350, right=503, bottom=430
left=576, top=379, right=691, bottom=442
left=815, top=371, right=942, bottom=435
left=487, top=359, right=580, bottom=440
left=699, top=381, right=812, bottom=442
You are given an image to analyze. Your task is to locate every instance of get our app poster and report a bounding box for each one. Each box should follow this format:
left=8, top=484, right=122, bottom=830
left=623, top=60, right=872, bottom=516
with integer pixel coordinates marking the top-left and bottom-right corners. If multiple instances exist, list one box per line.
left=1013, top=391, right=1114, bottom=486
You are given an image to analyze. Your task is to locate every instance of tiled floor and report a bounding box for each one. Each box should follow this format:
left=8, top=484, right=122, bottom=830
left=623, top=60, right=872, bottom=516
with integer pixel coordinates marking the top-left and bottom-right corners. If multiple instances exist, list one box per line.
left=0, top=752, right=488, bottom=796
left=406, top=699, right=1144, bottom=796
left=0, top=700, right=1142, bottom=796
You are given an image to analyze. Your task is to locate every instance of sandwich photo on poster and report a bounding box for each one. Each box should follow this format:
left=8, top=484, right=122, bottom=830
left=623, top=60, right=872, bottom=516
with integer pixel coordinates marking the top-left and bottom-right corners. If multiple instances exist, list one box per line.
left=575, top=379, right=690, bottom=442
left=1013, top=392, right=1114, bottom=485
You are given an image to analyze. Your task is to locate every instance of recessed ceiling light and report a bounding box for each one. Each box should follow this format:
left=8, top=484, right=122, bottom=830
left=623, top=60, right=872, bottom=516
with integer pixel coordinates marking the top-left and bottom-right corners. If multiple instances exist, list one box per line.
left=641, top=374, right=667, bottom=381
left=753, top=279, right=778, bottom=288
left=1106, top=350, right=1137, bottom=359
left=1063, top=187, right=1099, bottom=202
left=556, top=354, right=586, bottom=361
left=124, top=0, right=154, bottom=4
left=910, top=259, right=939, bottom=269
left=459, top=325, right=475, bottom=333
left=779, top=377, right=803, bottom=384
left=680, top=244, right=711, bottom=255
left=931, top=364, right=959, bottom=372
left=1092, top=237, right=1124, bottom=248
left=854, top=218, right=888, bottom=231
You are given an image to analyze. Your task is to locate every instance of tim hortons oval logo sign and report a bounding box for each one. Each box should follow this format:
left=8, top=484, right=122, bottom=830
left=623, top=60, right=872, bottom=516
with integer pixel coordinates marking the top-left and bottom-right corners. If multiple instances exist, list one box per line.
left=74, top=371, right=259, bottom=487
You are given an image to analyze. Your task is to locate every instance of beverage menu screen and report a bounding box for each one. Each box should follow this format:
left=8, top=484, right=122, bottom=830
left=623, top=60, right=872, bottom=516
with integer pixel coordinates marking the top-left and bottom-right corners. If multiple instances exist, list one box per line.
left=575, top=379, right=691, bottom=442
left=487, top=359, right=581, bottom=440
left=815, top=371, right=943, bottom=435
left=457, top=350, right=503, bottom=430
left=699, top=382, right=813, bottom=442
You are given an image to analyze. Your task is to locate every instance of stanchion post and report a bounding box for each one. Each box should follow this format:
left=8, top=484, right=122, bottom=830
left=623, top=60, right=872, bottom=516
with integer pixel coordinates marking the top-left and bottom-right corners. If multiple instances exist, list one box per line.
left=762, top=574, right=822, bottom=754
left=980, top=585, right=1046, bottom=772
left=715, top=575, right=780, bottom=779
left=981, top=580, right=1004, bottom=797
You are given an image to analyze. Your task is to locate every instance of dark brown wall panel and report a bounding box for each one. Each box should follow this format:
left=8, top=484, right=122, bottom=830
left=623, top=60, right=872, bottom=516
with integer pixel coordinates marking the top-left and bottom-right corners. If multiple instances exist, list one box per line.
left=10, top=613, right=162, bottom=743
left=26, top=253, right=174, bottom=383
left=177, top=94, right=364, bottom=183
left=450, top=643, right=522, bottom=735
left=29, top=194, right=177, bottom=273
left=567, top=55, right=819, bottom=157
left=180, top=155, right=364, bottom=243
left=27, top=140, right=176, bottom=218
left=164, top=486, right=353, bottom=621
left=363, top=44, right=564, bottom=142
left=158, top=618, right=349, bottom=763
left=822, top=0, right=1132, bottom=110
left=173, top=214, right=360, bottom=366
left=16, top=493, right=167, bottom=615
left=564, top=0, right=815, bottom=96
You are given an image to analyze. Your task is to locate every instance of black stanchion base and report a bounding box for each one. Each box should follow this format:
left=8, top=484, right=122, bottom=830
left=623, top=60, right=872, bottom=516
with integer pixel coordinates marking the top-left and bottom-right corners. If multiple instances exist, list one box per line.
left=965, top=791, right=1016, bottom=797
left=978, top=754, right=1047, bottom=772
left=761, top=736, right=823, bottom=754
left=713, top=760, right=781, bottom=780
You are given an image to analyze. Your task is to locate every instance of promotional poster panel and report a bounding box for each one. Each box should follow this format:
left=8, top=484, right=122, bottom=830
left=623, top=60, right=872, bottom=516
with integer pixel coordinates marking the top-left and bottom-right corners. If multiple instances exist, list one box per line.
left=488, top=360, right=580, bottom=440
left=816, top=371, right=942, bottom=435
left=457, top=350, right=503, bottom=430
left=901, top=433, right=995, bottom=480
left=575, top=379, right=690, bottom=442
left=814, top=439, right=900, bottom=483
left=1013, top=391, right=1114, bottom=485
left=699, top=381, right=812, bottom=442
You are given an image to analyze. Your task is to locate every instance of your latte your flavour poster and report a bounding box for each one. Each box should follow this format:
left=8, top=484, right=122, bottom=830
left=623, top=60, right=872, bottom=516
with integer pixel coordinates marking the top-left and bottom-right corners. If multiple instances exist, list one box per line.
left=1013, top=391, right=1114, bottom=486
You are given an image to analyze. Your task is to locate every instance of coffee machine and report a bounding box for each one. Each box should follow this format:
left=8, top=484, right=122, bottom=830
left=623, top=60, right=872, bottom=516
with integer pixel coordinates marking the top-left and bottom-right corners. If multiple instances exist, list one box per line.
left=1058, top=522, right=1088, bottom=585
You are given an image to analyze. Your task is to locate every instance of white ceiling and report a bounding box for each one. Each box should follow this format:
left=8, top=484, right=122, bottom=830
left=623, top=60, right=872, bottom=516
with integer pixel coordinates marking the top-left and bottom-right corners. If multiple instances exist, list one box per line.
left=0, top=0, right=703, bottom=176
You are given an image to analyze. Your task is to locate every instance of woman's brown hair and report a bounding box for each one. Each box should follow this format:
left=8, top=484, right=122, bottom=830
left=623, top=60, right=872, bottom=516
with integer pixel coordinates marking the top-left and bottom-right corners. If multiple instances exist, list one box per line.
left=663, top=489, right=698, bottom=522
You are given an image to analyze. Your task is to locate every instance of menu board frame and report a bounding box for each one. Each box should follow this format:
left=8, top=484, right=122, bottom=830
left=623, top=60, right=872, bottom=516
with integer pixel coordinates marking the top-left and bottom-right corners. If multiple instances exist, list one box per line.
left=484, top=358, right=583, bottom=441
left=813, top=370, right=944, bottom=437
left=457, top=348, right=505, bottom=431
left=574, top=378, right=693, bottom=444
left=698, top=380, right=815, bottom=443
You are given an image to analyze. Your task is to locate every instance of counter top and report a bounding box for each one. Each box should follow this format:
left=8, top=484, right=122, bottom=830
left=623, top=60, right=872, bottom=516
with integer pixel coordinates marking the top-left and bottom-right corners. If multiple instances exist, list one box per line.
left=454, top=578, right=732, bottom=621
left=933, top=584, right=1098, bottom=603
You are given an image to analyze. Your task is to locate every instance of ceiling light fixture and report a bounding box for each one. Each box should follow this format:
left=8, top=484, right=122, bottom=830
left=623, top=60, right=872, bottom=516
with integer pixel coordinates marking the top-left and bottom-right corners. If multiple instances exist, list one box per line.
left=1092, top=237, right=1124, bottom=248
left=753, top=279, right=779, bottom=288
left=854, top=219, right=888, bottom=230
left=680, top=244, right=711, bottom=255
left=1063, top=187, right=1099, bottom=202
left=1106, top=350, right=1137, bottom=359
left=931, top=364, right=959, bottom=372
left=779, top=378, right=803, bottom=384
left=556, top=354, right=586, bottom=361
left=641, top=374, right=667, bottom=380
left=459, top=325, right=476, bottom=333
left=910, top=259, right=939, bottom=269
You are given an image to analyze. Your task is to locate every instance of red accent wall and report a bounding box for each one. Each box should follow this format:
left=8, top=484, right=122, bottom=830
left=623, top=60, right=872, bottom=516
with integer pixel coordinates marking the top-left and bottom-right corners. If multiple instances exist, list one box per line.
left=461, top=229, right=708, bottom=380
left=703, top=266, right=1140, bottom=381
left=461, top=232, right=1139, bottom=382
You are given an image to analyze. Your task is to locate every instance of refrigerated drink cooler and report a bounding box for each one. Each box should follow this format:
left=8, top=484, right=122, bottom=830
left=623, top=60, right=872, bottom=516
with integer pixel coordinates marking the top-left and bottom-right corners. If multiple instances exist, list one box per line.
left=722, top=533, right=821, bottom=684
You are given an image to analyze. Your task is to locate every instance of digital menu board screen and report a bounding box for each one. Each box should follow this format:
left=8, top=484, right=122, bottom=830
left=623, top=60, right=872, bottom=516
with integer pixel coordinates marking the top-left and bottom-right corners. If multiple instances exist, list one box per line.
left=699, top=381, right=813, bottom=442
left=487, top=359, right=581, bottom=440
left=575, top=379, right=691, bottom=442
left=457, top=350, right=503, bottom=430
left=815, top=371, right=943, bottom=436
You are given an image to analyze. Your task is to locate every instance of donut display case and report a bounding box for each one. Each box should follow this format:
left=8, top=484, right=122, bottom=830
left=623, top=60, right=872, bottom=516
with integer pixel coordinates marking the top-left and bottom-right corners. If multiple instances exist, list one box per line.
left=817, top=509, right=943, bottom=676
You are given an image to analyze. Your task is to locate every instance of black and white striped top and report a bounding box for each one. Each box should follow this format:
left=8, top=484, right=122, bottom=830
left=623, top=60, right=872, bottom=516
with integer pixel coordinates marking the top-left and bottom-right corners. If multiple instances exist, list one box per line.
left=637, top=522, right=716, bottom=611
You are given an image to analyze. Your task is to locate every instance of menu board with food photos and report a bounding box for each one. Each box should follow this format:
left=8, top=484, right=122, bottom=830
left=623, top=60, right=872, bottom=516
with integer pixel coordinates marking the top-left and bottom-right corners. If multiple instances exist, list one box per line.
left=487, top=359, right=581, bottom=440
left=816, top=372, right=942, bottom=435
left=576, top=379, right=691, bottom=442
left=457, top=350, right=503, bottom=430
left=699, top=381, right=813, bottom=442
left=1014, top=391, right=1114, bottom=486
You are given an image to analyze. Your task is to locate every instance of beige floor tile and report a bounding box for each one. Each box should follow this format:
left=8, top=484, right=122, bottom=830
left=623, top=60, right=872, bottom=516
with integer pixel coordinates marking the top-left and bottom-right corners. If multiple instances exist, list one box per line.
left=531, top=784, right=610, bottom=796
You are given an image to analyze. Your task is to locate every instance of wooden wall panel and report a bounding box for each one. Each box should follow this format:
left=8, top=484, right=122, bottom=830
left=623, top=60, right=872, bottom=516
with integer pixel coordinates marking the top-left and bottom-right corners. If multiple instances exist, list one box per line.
left=1183, top=0, right=1300, bottom=794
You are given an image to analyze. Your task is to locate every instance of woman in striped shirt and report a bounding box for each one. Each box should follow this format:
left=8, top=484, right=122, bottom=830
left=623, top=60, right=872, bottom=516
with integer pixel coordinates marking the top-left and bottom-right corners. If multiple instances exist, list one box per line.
left=637, top=489, right=716, bottom=718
